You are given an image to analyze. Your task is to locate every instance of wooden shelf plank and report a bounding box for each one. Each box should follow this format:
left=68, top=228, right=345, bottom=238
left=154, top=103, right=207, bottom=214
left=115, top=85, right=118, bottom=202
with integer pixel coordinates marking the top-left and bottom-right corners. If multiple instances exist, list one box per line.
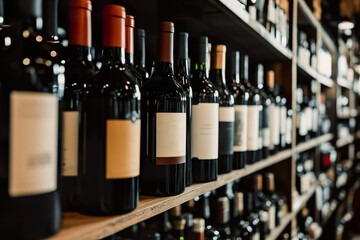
left=318, top=75, right=334, bottom=88
left=297, top=62, right=318, bottom=80
left=265, top=213, right=293, bottom=240
left=336, top=135, right=354, bottom=148
left=49, top=149, right=292, bottom=240
left=295, top=134, right=334, bottom=153
left=211, top=0, right=293, bottom=60
left=337, top=77, right=352, bottom=89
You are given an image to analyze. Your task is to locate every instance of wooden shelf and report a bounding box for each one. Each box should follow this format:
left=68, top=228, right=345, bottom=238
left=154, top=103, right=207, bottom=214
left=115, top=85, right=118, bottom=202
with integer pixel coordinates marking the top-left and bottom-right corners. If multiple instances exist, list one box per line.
left=295, top=134, right=334, bottom=153
left=293, top=185, right=317, bottom=214
left=336, top=135, right=354, bottom=148
left=337, top=77, right=352, bottom=89
left=297, top=62, right=317, bottom=80
left=49, top=149, right=292, bottom=240
left=318, top=75, right=334, bottom=88
left=265, top=213, right=293, bottom=240
left=208, top=0, right=293, bottom=61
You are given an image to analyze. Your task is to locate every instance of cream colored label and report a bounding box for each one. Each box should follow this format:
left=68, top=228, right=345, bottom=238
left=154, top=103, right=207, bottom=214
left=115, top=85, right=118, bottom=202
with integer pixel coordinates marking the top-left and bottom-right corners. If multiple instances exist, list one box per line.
left=106, top=119, right=140, bottom=179
left=62, top=111, right=79, bottom=176
left=273, top=106, right=280, bottom=145
left=234, top=105, right=247, bottom=151
left=219, top=106, right=235, bottom=122
left=156, top=113, right=186, bottom=158
left=9, top=91, right=58, bottom=197
left=192, top=103, right=219, bottom=160
left=268, top=205, right=276, bottom=230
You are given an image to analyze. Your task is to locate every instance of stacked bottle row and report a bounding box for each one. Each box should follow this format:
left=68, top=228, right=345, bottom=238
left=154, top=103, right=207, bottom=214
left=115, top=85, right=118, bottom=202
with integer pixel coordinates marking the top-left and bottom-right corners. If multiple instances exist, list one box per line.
left=0, top=0, right=292, bottom=238
left=107, top=172, right=288, bottom=240
left=240, top=0, right=290, bottom=48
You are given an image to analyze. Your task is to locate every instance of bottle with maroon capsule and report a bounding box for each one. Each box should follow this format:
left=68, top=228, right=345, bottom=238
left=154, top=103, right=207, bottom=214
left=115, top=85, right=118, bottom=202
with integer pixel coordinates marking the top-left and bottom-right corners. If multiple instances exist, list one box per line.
left=140, top=22, right=186, bottom=196
left=79, top=4, right=140, bottom=215
left=125, top=14, right=142, bottom=86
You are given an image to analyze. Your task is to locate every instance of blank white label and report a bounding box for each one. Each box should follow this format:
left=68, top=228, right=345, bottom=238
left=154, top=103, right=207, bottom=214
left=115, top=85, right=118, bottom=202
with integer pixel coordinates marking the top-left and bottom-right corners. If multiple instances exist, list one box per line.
left=156, top=113, right=186, bottom=158
left=191, top=103, right=219, bottom=160
left=247, top=106, right=259, bottom=151
left=9, top=91, right=58, bottom=197
left=219, top=106, right=235, bottom=122
left=286, top=116, right=292, bottom=144
left=234, top=105, right=248, bottom=152
left=304, top=107, right=313, bottom=131
left=262, top=127, right=270, bottom=147
left=280, top=106, right=287, bottom=134
left=269, top=103, right=275, bottom=149
left=273, top=106, right=280, bottom=145
left=62, top=111, right=79, bottom=176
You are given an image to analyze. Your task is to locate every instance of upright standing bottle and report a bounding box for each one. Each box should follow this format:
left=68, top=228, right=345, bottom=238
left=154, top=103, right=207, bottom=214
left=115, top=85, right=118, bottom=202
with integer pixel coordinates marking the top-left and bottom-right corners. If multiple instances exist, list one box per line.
left=125, top=14, right=142, bottom=86
left=135, top=29, right=149, bottom=81
left=79, top=4, right=140, bottom=215
left=191, top=36, right=219, bottom=182
left=228, top=51, right=248, bottom=169
left=176, top=32, right=193, bottom=186
left=0, top=0, right=61, bottom=238
left=241, top=55, right=260, bottom=164
left=265, top=70, right=280, bottom=154
left=256, top=64, right=271, bottom=159
left=193, top=218, right=206, bottom=240
left=140, top=22, right=186, bottom=196
left=211, top=45, right=235, bottom=174
left=61, top=0, right=97, bottom=211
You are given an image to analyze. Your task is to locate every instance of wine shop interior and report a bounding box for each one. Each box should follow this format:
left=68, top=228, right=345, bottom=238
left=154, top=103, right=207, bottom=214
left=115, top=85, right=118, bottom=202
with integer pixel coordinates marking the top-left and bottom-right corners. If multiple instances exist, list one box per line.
left=2, top=0, right=360, bottom=239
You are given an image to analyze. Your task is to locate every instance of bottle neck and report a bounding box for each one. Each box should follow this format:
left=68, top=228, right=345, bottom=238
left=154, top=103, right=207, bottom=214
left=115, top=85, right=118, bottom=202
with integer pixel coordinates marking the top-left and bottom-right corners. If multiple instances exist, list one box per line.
left=176, top=58, right=189, bottom=77
left=43, top=0, right=58, bottom=38
left=68, top=45, right=93, bottom=62
left=126, top=52, right=134, bottom=65
left=155, top=61, right=174, bottom=75
left=135, top=33, right=146, bottom=68
left=214, top=68, right=227, bottom=86
left=102, top=47, right=126, bottom=66
left=0, top=0, right=4, bottom=25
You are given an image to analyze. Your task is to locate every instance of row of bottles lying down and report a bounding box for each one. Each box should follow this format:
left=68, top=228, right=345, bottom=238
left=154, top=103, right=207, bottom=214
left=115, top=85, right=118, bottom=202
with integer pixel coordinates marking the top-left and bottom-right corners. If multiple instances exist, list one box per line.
left=106, top=172, right=288, bottom=240
left=0, top=0, right=297, bottom=238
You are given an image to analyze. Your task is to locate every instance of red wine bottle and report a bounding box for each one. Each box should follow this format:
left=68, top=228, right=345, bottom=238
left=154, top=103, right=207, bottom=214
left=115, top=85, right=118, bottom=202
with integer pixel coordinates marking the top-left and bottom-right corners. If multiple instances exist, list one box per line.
left=191, top=36, right=219, bottom=182
left=227, top=51, right=248, bottom=169
left=211, top=45, right=235, bottom=174
left=78, top=4, right=140, bottom=215
left=175, top=32, right=193, bottom=186
left=0, top=0, right=61, bottom=238
left=125, top=14, right=143, bottom=86
left=135, top=29, right=149, bottom=81
left=61, top=0, right=97, bottom=211
left=140, top=22, right=186, bottom=196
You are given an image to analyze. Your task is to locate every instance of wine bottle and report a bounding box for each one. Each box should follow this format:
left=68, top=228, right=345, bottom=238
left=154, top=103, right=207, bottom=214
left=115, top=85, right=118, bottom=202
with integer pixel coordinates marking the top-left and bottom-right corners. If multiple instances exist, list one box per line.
left=171, top=216, right=186, bottom=239
left=176, top=32, right=193, bottom=187
left=266, top=0, right=276, bottom=38
left=79, top=4, right=140, bottom=215
left=184, top=213, right=194, bottom=240
left=0, top=0, right=61, bottom=238
left=211, top=45, right=235, bottom=174
left=279, top=91, right=287, bottom=150
left=135, top=29, right=149, bottom=81
left=253, top=174, right=271, bottom=240
left=264, top=173, right=283, bottom=229
left=125, top=14, right=143, bottom=86
left=265, top=70, right=280, bottom=154
left=256, top=64, right=270, bottom=159
left=191, top=36, right=219, bottom=182
left=0, top=0, right=10, bottom=51
left=193, top=218, right=205, bottom=240
left=140, top=21, right=186, bottom=196
left=286, top=109, right=292, bottom=148
left=309, top=80, right=318, bottom=138
left=214, top=196, right=232, bottom=239
left=245, top=192, right=261, bottom=240
left=241, top=55, right=260, bottom=164
left=228, top=51, right=248, bottom=169
left=61, top=0, right=97, bottom=211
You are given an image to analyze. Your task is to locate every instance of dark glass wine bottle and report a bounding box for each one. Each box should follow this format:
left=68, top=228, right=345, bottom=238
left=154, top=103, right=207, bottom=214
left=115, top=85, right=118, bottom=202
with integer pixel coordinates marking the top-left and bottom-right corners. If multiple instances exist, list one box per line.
left=264, top=70, right=280, bottom=154
left=140, top=21, right=186, bottom=196
left=135, top=29, right=149, bottom=81
left=279, top=90, right=287, bottom=150
left=256, top=64, right=271, bottom=159
left=0, top=0, right=61, bottom=238
left=171, top=216, right=186, bottom=239
left=193, top=218, right=205, bottom=240
left=125, top=14, right=142, bottom=87
left=241, top=55, right=261, bottom=164
left=61, top=0, right=97, bottom=211
left=191, top=36, right=219, bottom=182
left=211, top=45, right=235, bottom=174
left=228, top=51, right=248, bottom=169
left=266, top=0, right=276, bottom=38
left=253, top=174, right=271, bottom=240
left=78, top=4, right=140, bottom=215
left=176, top=32, right=193, bottom=187
left=264, top=173, right=285, bottom=227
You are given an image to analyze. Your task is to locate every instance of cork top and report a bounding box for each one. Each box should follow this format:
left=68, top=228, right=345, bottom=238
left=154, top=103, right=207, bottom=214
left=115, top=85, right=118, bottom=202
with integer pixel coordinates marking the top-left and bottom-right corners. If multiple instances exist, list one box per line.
left=214, top=44, right=226, bottom=70
left=254, top=174, right=263, bottom=191
left=267, top=70, right=275, bottom=88
left=193, top=218, right=205, bottom=233
left=265, top=173, right=275, bottom=191
left=170, top=205, right=181, bottom=217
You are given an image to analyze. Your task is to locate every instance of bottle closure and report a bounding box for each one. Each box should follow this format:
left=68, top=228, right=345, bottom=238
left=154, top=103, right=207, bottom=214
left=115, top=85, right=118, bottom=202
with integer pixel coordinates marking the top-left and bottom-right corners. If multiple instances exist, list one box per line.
left=235, top=192, right=244, bottom=216
left=214, top=45, right=226, bottom=70
left=69, top=0, right=92, bottom=47
left=102, top=4, right=126, bottom=48
left=158, top=21, right=174, bottom=63
left=125, top=14, right=134, bottom=53
left=254, top=174, right=263, bottom=191
left=193, top=218, right=205, bottom=233
left=265, top=173, right=275, bottom=192
left=267, top=70, right=275, bottom=89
